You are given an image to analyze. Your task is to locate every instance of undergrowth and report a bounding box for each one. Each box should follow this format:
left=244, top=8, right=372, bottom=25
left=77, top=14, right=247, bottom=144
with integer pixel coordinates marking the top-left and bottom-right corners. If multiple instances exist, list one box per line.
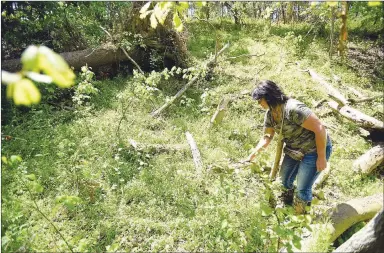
left=2, top=20, right=383, bottom=252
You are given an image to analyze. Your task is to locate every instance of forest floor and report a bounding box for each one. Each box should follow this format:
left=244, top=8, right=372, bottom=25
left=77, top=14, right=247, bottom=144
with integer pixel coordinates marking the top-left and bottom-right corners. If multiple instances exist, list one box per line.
left=2, top=21, right=383, bottom=252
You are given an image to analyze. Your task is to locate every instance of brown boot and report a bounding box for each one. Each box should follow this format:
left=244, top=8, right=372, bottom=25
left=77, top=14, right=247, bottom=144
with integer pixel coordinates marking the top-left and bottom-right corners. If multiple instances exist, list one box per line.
left=293, top=196, right=311, bottom=214
left=280, top=188, right=294, bottom=206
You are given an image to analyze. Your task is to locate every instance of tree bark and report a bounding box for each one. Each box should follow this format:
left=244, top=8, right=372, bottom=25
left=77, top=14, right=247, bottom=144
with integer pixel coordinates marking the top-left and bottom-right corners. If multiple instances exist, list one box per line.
left=185, top=131, right=203, bottom=176
left=353, top=144, right=384, bottom=174
left=327, top=100, right=384, bottom=131
left=2, top=43, right=126, bottom=72
left=328, top=193, right=383, bottom=242
left=333, top=208, right=384, bottom=253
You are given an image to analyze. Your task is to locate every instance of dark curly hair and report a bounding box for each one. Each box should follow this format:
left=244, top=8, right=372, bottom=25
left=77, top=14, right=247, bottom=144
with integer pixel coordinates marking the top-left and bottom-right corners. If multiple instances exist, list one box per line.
left=252, top=80, right=289, bottom=109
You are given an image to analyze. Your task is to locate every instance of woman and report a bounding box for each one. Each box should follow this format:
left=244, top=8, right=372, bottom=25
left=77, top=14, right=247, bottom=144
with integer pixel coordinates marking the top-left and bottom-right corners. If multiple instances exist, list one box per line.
left=247, top=80, right=332, bottom=214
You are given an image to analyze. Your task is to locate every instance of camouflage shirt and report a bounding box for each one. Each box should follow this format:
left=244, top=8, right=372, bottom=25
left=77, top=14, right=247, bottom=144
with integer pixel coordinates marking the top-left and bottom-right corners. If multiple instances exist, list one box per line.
left=264, top=98, right=318, bottom=154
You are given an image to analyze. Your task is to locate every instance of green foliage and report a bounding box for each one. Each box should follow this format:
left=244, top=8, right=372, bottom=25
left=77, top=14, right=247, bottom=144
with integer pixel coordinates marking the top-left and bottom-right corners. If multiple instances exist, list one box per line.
left=2, top=6, right=384, bottom=253
left=72, top=65, right=98, bottom=107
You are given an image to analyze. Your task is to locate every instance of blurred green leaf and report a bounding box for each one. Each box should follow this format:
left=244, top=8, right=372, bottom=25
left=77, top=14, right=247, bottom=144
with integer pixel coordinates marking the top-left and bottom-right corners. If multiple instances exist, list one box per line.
left=7, top=78, right=41, bottom=106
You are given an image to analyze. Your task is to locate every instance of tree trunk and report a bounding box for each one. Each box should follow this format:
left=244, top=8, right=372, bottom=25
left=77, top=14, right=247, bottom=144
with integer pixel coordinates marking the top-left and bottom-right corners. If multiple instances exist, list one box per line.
left=333, top=208, right=384, bottom=253
left=281, top=3, right=286, bottom=24
left=329, top=6, right=336, bottom=58
left=1, top=43, right=125, bottom=72
left=338, top=1, right=348, bottom=59
left=353, top=144, right=384, bottom=174
left=328, top=193, right=383, bottom=242
left=333, top=209, right=384, bottom=253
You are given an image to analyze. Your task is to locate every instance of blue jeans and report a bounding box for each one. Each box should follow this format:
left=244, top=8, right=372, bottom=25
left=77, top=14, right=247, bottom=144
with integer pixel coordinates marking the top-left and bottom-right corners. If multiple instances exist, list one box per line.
left=279, top=138, right=332, bottom=202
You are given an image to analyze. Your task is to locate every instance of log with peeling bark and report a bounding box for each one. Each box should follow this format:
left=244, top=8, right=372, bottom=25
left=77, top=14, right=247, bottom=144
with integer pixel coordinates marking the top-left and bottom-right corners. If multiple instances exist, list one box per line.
left=313, top=162, right=331, bottom=189
left=151, top=43, right=230, bottom=117
left=308, top=69, right=349, bottom=106
left=127, top=139, right=188, bottom=154
left=333, top=208, right=384, bottom=253
left=327, top=100, right=384, bottom=131
left=185, top=132, right=203, bottom=175
left=353, top=144, right=384, bottom=174
left=2, top=43, right=127, bottom=72
left=328, top=193, right=383, bottom=242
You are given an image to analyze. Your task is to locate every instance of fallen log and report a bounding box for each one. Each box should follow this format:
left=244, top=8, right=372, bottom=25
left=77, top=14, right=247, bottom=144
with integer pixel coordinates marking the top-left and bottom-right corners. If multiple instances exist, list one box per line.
left=308, top=69, right=349, bottom=106
left=333, top=208, right=384, bottom=253
left=2, top=43, right=128, bottom=72
left=313, top=162, right=331, bottom=189
left=353, top=144, right=384, bottom=174
left=127, top=139, right=188, bottom=154
left=328, top=193, right=383, bottom=242
left=294, top=194, right=383, bottom=252
left=151, top=43, right=229, bottom=117
left=327, top=100, right=384, bottom=131
left=185, top=131, right=203, bottom=176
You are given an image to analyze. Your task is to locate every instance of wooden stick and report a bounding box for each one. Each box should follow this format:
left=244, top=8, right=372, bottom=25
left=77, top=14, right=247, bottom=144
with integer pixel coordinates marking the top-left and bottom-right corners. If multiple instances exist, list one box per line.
left=270, top=139, right=284, bottom=180
left=185, top=132, right=203, bottom=176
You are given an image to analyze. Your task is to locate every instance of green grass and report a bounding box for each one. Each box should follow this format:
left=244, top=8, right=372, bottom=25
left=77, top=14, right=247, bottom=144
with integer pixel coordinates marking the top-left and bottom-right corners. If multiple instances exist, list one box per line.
left=2, top=20, right=383, bottom=252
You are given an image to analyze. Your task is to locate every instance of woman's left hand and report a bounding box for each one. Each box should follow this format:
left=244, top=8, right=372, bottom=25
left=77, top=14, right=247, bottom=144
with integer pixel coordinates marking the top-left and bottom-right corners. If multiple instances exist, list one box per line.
left=316, top=157, right=327, bottom=171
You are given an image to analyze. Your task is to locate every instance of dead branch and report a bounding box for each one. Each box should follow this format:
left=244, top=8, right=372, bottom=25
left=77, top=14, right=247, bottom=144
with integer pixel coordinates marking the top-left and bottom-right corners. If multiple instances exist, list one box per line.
left=353, top=144, right=384, bottom=174
left=151, top=43, right=229, bottom=117
left=185, top=132, right=203, bottom=176
left=100, top=26, right=144, bottom=75
left=327, top=100, right=384, bottom=131
left=308, top=69, right=349, bottom=106
left=348, top=95, right=382, bottom=104
left=127, top=139, right=188, bottom=154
